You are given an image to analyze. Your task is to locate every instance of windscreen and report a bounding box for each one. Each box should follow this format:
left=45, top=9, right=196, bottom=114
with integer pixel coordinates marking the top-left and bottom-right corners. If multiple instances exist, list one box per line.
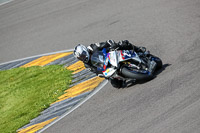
left=91, top=51, right=105, bottom=68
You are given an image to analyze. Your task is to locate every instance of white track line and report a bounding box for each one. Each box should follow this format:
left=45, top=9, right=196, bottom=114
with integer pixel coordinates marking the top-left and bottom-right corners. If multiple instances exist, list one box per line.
left=0, top=49, right=74, bottom=66
left=37, top=80, right=108, bottom=133
left=0, top=49, right=107, bottom=133
left=0, top=0, right=13, bottom=6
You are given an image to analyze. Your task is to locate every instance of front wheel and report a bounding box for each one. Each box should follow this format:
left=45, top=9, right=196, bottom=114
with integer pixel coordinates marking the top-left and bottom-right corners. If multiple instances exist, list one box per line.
left=149, top=54, right=163, bottom=70
left=121, top=66, right=154, bottom=81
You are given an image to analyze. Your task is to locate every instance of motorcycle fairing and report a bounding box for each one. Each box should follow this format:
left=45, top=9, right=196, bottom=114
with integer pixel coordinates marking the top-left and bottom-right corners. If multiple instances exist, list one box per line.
left=102, top=68, right=116, bottom=77
left=118, top=50, right=142, bottom=63
left=102, top=49, right=144, bottom=78
left=91, top=48, right=145, bottom=78
left=108, top=51, right=118, bottom=67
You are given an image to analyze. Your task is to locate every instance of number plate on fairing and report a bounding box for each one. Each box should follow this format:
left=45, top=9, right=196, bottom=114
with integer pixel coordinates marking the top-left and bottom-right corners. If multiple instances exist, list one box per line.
left=118, top=50, right=134, bottom=61
left=118, top=50, right=141, bottom=63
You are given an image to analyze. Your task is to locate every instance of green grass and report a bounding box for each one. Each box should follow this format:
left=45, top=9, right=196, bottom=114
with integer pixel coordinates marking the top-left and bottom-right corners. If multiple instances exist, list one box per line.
left=0, top=65, right=72, bottom=133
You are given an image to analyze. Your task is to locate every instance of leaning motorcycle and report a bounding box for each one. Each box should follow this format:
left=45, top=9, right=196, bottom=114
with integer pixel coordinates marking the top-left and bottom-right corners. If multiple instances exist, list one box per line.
left=91, top=48, right=162, bottom=87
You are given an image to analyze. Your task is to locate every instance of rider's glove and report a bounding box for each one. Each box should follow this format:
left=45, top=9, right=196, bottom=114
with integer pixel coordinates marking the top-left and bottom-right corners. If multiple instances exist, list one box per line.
left=138, top=47, right=146, bottom=53
left=107, top=40, right=118, bottom=50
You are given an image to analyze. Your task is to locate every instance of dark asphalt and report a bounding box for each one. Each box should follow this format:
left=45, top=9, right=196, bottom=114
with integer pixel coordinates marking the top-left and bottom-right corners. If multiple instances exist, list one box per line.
left=1, top=0, right=200, bottom=133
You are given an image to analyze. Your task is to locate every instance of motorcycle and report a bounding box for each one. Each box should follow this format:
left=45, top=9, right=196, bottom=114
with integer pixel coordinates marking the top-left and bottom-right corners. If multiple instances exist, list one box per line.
left=91, top=48, right=162, bottom=86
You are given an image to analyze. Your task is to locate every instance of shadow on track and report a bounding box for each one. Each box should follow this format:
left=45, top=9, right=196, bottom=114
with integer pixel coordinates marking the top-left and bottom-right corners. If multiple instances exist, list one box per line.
left=125, top=64, right=171, bottom=88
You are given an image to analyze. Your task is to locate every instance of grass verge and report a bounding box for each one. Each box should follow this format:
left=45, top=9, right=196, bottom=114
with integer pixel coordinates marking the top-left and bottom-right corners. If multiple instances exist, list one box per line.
left=0, top=65, right=72, bottom=133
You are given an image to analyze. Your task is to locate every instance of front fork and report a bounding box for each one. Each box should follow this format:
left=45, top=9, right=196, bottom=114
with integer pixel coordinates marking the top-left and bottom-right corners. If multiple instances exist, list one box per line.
left=148, top=59, right=157, bottom=74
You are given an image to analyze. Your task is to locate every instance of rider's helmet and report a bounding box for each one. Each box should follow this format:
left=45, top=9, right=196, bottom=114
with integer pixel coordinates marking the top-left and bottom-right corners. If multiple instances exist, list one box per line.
left=73, top=44, right=90, bottom=63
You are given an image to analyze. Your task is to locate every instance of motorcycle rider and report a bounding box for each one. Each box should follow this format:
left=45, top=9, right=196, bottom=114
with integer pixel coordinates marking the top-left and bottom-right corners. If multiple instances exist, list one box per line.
left=73, top=40, right=148, bottom=88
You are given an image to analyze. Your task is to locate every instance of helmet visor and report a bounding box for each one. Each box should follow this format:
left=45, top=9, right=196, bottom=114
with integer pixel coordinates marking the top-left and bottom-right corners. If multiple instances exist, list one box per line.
left=77, top=51, right=88, bottom=62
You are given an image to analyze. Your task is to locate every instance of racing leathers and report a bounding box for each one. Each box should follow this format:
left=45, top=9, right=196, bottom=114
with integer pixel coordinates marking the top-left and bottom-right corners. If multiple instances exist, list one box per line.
left=84, top=40, right=146, bottom=88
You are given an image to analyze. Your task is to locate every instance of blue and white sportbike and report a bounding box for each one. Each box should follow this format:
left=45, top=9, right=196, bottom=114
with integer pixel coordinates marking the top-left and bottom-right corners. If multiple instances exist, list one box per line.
left=91, top=48, right=162, bottom=84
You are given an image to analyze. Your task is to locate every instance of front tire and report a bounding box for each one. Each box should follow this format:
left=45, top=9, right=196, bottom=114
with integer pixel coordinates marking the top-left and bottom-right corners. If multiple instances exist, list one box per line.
left=149, top=55, right=163, bottom=70
left=121, top=66, right=154, bottom=81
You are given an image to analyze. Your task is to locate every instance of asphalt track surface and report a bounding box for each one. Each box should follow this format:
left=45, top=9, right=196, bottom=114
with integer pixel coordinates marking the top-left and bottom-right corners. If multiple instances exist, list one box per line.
left=1, top=0, right=200, bottom=133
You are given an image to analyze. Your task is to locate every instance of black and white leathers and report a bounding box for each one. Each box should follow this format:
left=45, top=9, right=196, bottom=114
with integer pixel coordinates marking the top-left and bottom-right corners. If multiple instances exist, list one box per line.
left=84, top=40, right=135, bottom=75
